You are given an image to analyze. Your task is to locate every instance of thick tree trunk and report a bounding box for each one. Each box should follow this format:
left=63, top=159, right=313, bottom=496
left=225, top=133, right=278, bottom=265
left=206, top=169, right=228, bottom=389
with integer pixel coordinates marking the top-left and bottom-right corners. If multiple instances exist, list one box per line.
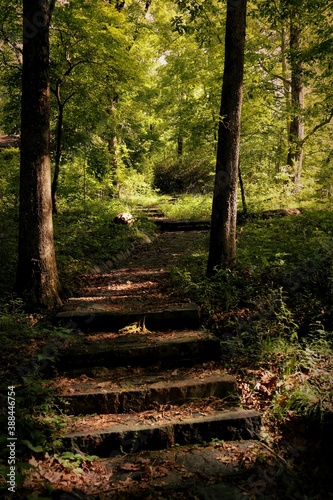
left=287, top=17, right=304, bottom=185
left=16, top=0, right=61, bottom=308
left=207, top=0, right=247, bottom=275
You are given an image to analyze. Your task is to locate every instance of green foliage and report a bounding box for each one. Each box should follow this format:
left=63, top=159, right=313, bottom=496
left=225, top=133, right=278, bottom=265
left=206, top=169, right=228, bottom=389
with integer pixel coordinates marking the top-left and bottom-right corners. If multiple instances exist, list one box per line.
left=160, top=194, right=212, bottom=220
left=0, top=149, right=158, bottom=297
left=1, top=0, right=332, bottom=207
left=86, top=138, right=111, bottom=181
left=174, top=209, right=333, bottom=321
left=117, top=168, right=156, bottom=200
left=0, top=302, right=75, bottom=476
left=0, top=298, right=73, bottom=385
left=0, top=147, right=19, bottom=214
left=53, top=451, right=98, bottom=473
left=272, top=327, right=333, bottom=423
left=171, top=207, right=333, bottom=425
left=53, top=197, right=155, bottom=289
left=154, top=154, right=215, bottom=194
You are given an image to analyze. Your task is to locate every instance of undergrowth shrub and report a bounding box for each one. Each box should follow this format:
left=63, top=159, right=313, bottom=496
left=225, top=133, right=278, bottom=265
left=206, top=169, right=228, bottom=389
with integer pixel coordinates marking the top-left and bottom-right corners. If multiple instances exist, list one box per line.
left=0, top=147, right=19, bottom=215
left=159, top=194, right=212, bottom=221
left=171, top=208, right=333, bottom=426
left=53, top=198, right=156, bottom=291
left=0, top=300, right=74, bottom=489
left=154, top=155, right=214, bottom=194
left=272, top=326, right=333, bottom=424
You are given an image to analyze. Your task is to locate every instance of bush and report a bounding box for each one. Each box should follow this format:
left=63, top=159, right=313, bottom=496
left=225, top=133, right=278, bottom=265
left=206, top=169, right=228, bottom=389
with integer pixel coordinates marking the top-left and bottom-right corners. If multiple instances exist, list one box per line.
left=154, top=154, right=214, bottom=194
left=0, top=300, right=73, bottom=475
left=272, top=326, right=333, bottom=424
left=0, top=147, right=20, bottom=214
left=159, top=194, right=212, bottom=221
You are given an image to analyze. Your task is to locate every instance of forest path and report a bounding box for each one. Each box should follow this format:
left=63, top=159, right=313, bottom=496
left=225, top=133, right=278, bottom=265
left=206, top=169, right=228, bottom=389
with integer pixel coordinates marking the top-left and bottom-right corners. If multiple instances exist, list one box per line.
left=61, top=230, right=202, bottom=314
left=44, top=214, right=268, bottom=499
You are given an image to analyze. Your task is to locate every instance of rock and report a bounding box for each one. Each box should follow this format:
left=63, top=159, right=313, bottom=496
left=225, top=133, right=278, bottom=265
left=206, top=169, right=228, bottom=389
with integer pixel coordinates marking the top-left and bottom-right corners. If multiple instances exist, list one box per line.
left=113, top=212, right=134, bottom=226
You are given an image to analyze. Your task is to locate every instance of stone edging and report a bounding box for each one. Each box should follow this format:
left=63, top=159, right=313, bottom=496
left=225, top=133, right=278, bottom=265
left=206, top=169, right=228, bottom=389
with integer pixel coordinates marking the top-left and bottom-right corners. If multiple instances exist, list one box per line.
left=91, top=233, right=156, bottom=274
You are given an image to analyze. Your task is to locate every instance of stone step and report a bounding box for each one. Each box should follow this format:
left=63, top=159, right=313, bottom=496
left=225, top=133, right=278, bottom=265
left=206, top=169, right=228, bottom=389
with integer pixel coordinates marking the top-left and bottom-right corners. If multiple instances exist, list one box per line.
left=135, top=207, right=165, bottom=217
left=61, top=408, right=261, bottom=457
left=55, top=330, right=222, bottom=373
left=52, top=367, right=236, bottom=415
left=154, top=220, right=210, bottom=232
left=80, top=440, right=268, bottom=498
left=55, top=303, right=200, bottom=332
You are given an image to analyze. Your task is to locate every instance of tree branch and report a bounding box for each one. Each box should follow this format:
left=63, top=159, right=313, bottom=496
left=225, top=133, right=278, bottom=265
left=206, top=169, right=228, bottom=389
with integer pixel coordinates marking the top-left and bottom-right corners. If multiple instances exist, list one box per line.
left=258, top=59, right=290, bottom=87
left=0, top=45, right=22, bottom=67
left=64, top=59, right=92, bottom=76
left=193, top=0, right=222, bottom=44
left=301, top=109, right=333, bottom=145
left=63, top=92, right=75, bottom=105
left=0, top=25, right=23, bottom=56
left=49, top=0, right=57, bottom=20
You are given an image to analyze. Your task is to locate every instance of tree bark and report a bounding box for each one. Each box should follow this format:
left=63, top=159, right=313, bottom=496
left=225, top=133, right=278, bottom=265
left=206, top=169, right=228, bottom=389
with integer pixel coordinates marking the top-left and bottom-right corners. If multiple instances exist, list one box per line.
left=16, top=0, right=61, bottom=308
left=51, top=82, right=64, bottom=215
left=108, top=94, right=119, bottom=194
left=287, top=16, right=304, bottom=185
left=207, top=0, right=247, bottom=276
left=281, top=26, right=291, bottom=166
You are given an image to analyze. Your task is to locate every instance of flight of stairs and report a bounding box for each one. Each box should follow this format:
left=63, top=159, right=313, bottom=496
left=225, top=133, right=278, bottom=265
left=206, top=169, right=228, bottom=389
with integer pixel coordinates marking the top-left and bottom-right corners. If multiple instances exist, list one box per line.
left=52, top=306, right=260, bottom=458
left=50, top=207, right=260, bottom=460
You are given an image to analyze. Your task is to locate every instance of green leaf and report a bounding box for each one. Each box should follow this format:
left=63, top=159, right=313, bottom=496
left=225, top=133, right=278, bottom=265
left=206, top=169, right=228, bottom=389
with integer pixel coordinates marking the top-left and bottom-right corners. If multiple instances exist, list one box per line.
left=22, top=440, right=44, bottom=453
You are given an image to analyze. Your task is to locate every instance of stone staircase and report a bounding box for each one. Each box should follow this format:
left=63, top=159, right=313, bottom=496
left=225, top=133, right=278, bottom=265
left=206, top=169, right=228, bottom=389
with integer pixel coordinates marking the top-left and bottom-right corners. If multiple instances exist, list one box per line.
left=50, top=207, right=260, bottom=461
left=134, top=203, right=211, bottom=231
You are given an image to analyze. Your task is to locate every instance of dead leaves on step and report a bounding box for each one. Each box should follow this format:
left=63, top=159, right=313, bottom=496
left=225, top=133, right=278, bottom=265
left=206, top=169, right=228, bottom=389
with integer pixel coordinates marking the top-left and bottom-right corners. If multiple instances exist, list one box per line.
left=64, top=396, right=232, bottom=434
left=24, top=454, right=113, bottom=497
left=21, top=442, right=269, bottom=499
left=119, top=460, right=169, bottom=479
left=49, top=361, right=227, bottom=396
left=239, top=370, right=278, bottom=411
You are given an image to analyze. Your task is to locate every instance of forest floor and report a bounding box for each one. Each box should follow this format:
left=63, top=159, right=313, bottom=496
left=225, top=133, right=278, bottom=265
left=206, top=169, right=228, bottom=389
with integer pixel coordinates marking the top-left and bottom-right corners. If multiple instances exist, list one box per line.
left=3, top=222, right=333, bottom=499
left=64, top=231, right=196, bottom=314
left=16, top=228, right=333, bottom=500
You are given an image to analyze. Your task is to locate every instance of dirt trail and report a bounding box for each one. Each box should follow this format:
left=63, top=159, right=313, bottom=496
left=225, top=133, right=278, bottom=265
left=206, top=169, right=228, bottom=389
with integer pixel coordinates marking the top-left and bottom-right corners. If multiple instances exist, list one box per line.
left=65, top=231, right=203, bottom=313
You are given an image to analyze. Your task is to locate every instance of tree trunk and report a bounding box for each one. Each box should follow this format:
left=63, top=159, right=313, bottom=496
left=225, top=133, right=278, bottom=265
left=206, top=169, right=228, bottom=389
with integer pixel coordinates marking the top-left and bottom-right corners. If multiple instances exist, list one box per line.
left=207, top=0, right=247, bottom=276
left=108, top=95, right=119, bottom=195
left=52, top=89, right=64, bottom=215
left=16, top=0, right=61, bottom=309
left=108, top=133, right=119, bottom=188
left=287, top=17, right=304, bottom=185
left=281, top=27, right=291, bottom=143
left=238, top=163, right=247, bottom=215
left=177, top=136, right=183, bottom=158
left=145, top=1, right=152, bottom=13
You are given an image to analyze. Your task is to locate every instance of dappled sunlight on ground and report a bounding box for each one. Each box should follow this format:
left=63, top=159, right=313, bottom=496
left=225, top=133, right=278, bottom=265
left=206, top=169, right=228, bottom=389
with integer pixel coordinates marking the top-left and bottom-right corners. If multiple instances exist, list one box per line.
left=63, top=232, right=201, bottom=313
